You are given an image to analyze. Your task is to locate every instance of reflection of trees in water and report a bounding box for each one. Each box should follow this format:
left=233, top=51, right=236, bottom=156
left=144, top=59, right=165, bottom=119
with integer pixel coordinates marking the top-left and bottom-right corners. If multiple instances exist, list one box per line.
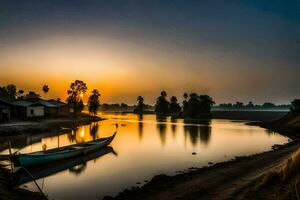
left=90, top=122, right=99, bottom=140
left=171, top=117, right=177, bottom=139
left=156, top=116, right=167, bottom=146
left=138, top=114, right=144, bottom=141
left=183, top=119, right=211, bottom=147
left=68, top=129, right=77, bottom=143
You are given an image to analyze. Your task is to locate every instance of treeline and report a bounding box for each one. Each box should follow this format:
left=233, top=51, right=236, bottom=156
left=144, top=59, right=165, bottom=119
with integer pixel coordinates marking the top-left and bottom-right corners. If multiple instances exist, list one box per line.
left=0, top=84, right=49, bottom=100
left=215, top=101, right=290, bottom=110
left=134, top=91, right=215, bottom=119
left=99, top=103, right=153, bottom=112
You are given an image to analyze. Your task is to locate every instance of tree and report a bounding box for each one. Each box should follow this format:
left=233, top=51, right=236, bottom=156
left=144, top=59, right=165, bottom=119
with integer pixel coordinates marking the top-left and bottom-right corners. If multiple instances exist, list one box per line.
left=183, top=93, right=189, bottom=113
left=6, top=84, right=17, bottom=99
left=170, top=96, right=181, bottom=114
left=17, top=89, right=24, bottom=100
left=155, top=91, right=170, bottom=115
left=291, top=99, right=300, bottom=113
left=67, top=80, right=87, bottom=114
left=247, top=101, right=254, bottom=108
left=42, top=85, right=49, bottom=96
left=184, top=93, right=214, bottom=118
left=24, top=91, right=41, bottom=101
left=134, top=96, right=144, bottom=114
left=88, top=89, right=101, bottom=116
left=0, top=84, right=17, bottom=100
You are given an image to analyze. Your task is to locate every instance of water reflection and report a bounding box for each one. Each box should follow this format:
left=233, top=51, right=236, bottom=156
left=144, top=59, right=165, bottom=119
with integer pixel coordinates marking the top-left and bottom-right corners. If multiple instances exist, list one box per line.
left=138, top=114, right=143, bottom=141
left=156, top=116, right=167, bottom=146
left=171, top=117, right=177, bottom=138
left=184, top=119, right=211, bottom=147
left=0, top=114, right=289, bottom=200
left=90, top=122, right=99, bottom=141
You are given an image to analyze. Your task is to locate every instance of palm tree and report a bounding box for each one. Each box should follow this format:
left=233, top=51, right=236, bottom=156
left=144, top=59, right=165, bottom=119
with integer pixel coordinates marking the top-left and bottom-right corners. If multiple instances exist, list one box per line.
left=161, top=91, right=167, bottom=98
left=88, top=89, right=101, bottom=116
left=42, top=85, right=49, bottom=98
left=134, top=96, right=144, bottom=114
left=137, top=96, right=144, bottom=105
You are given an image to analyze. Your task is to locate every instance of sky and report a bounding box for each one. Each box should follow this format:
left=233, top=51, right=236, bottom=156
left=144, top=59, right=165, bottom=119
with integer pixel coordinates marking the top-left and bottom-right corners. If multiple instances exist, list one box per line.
left=0, top=0, right=299, bottom=104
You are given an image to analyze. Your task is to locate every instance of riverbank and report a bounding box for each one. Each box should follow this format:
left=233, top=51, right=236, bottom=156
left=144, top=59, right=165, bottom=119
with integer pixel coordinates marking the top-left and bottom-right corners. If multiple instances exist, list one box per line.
left=105, top=113, right=300, bottom=200
left=0, top=113, right=102, bottom=136
left=212, top=110, right=287, bottom=121
left=0, top=166, right=43, bottom=200
left=0, top=113, right=103, bottom=200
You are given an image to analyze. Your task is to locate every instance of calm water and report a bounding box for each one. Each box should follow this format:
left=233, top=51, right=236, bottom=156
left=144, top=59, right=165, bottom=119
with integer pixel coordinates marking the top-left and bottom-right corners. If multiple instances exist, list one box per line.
left=0, top=114, right=289, bottom=199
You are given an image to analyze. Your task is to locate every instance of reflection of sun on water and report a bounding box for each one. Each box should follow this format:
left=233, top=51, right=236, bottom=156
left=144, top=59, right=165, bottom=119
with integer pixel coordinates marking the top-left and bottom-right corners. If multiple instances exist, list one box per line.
left=80, top=127, right=85, bottom=138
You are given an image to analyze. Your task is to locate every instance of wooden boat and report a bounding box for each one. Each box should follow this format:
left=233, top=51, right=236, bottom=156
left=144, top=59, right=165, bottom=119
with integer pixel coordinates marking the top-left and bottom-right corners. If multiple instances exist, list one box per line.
left=12, top=132, right=116, bottom=168
left=13, top=147, right=114, bottom=186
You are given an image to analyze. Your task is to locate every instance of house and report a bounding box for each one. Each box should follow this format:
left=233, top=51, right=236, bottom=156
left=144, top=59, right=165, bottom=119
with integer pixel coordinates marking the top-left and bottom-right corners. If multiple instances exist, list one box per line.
left=13, top=101, right=45, bottom=118
left=47, top=99, right=72, bottom=116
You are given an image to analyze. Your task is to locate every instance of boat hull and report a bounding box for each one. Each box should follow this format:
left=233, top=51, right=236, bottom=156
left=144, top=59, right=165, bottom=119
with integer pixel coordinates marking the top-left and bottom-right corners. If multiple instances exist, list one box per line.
left=13, top=132, right=116, bottom=168
left=18, top=149, right=84, bottom=167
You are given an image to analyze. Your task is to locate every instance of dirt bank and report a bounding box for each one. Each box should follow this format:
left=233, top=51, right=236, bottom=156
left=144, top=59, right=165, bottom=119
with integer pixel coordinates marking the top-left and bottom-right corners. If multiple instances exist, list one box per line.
left=0, top=165, right=43, bottom=200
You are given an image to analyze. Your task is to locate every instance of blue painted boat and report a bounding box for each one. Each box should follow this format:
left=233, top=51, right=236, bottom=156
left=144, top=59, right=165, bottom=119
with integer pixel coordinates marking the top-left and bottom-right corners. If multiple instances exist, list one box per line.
left=12, top=132, right=116, bottom=167
left=13, top=147, right=114, bottom=186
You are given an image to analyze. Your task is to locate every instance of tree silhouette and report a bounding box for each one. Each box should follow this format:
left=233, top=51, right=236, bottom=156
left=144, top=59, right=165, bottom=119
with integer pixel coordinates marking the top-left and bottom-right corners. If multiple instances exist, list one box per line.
left=155, top=91, right=170, bottom=115
left=88, top=89, right=101, bottom=116
left=17, top=89, right=24, bottom=99
left=183, top=93, right=189, bottom=113
left=67, top=80, right=87, bottom=114
left=183, top=93, right=214, bottom=118
left=0, top=84, right=17, bottom=100
left=170, top=96, right=181, bottom=115
left=134, top=96, right=144, bottom=114
left=291, top=99, right=300, bottom=113
left=42, top=85, right=49, bottom=97
left=24, top=91, right=41, bottom=101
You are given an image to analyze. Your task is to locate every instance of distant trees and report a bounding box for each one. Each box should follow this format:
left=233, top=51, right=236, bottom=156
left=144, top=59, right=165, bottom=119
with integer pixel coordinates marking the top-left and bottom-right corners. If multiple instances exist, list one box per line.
left=67, top=80, right=87, bottom=114
left=154, top=91, right=214, bottom=118
left=88, top=89, right=101, bottom=116
left=6, top=84, right=17, bottom=99
left=24, top=91, right=41, bottom=100
left=169, top=96, right=181, bottom=115
left=217, top=102, right=290, bottom=110
left=133, top=96, right=144, bottom=114
left=0, top=84, right=17, bottom=100
left=155, top=91, right=170, bottom=115
left=291, top=99, right=300, bottom=114
left=183, top=93, right=215, bottom=118
left=42, top=85, right=49, bottom=97
left=17, top=90, right=24, bottom=99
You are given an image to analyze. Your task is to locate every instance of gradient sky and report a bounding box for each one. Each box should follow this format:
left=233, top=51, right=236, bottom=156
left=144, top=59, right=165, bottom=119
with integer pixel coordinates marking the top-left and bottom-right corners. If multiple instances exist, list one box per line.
left=0, top=0, right=299, bottom=104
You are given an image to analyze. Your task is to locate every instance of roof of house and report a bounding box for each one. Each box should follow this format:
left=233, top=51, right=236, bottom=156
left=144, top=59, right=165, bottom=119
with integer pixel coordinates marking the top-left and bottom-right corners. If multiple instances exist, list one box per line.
left=12, top=100, right=47, bottom=107
left=0, top=97, right=14, bottom=106
left=13, top=100, right=36, bottom=107
left=38, top=100, right=57, bottom=108
left=10, top=99, right=66, bottom=108
left=47, top=99, right=67, bottom=107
